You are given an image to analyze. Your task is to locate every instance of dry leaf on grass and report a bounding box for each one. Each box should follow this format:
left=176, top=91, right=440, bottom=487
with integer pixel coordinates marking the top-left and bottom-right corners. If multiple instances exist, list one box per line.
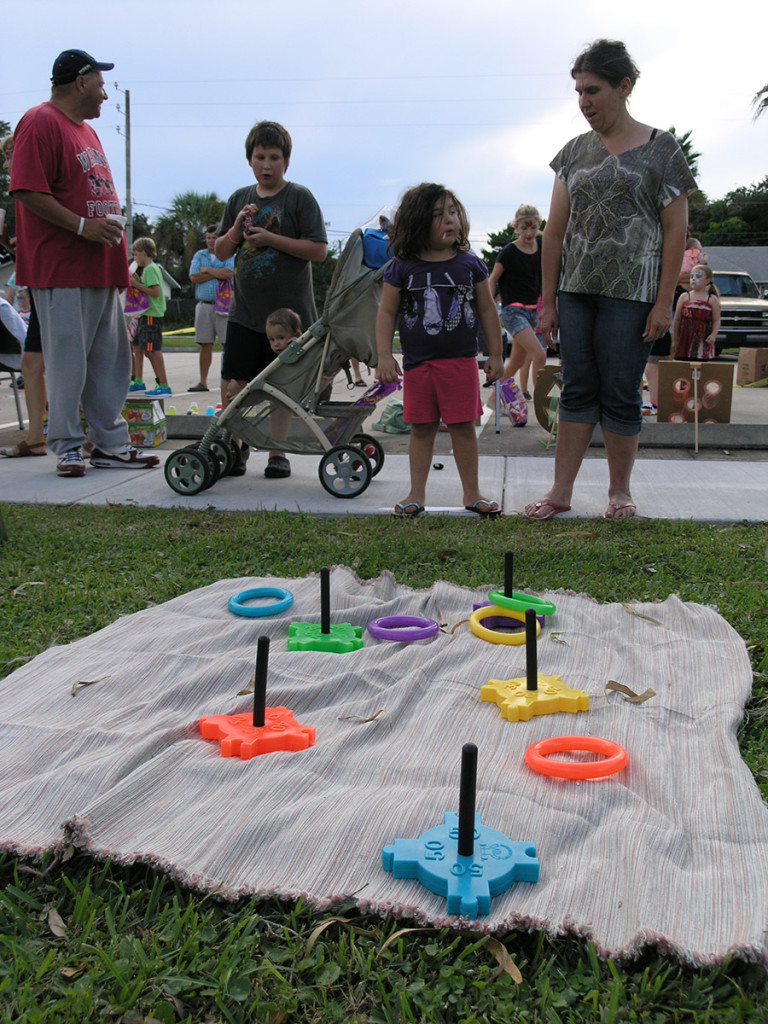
left=487, top=937, right=523, bottom=984
left=11, top=581, right=44, bottom=597
left=59, top=964, right=88, bottom=979
left=378, top=926, right=438, bottom=954
left=305, top=916, right=377, bottom=958
left=47, top=907, right=67, bottom=938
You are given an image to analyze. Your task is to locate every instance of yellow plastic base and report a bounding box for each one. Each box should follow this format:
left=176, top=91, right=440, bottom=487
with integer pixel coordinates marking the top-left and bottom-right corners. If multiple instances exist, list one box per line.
left=481, top=674, right=589, bottom=722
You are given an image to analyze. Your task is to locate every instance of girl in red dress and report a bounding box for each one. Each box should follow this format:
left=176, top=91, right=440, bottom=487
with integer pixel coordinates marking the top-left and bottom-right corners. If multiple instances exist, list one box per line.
left=672, top=264, right=721, bottom=361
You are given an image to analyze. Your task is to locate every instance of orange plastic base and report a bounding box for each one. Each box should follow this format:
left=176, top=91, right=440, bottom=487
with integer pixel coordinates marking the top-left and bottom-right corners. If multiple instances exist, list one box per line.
left=199, top=707, right=316, bottom=759
left=481, top=674, right=589, bottom=722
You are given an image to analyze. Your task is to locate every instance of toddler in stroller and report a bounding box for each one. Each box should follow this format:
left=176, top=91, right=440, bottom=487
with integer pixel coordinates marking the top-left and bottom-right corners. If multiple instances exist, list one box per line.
left=164, top=227, right=399, bottom=498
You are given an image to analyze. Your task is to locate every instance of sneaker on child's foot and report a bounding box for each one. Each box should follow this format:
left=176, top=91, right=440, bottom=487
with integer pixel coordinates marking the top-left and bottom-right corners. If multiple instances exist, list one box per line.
left=57, top=448, right=86, bottom=477
left=89, top=446, right=160, bottom=469
left=128, top=379, right=146, bottom=392
left=145, top=384, right=171, bottom=397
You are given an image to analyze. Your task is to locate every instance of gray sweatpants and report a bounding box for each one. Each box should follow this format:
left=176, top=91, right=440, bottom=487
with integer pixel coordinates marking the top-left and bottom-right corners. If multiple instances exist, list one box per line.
left=31, top=287, right=132, bottom=455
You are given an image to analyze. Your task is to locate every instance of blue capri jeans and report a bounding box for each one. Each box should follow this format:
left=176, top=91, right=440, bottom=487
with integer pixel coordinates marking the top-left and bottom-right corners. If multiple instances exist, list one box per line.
left=500, top=304, right=538, bottom=337
left=557, top=292, right=653, bottom=437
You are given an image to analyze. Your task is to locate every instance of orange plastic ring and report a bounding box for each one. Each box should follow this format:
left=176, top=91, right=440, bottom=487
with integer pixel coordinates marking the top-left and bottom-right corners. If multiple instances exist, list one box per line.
left=525, top=736, right=627, bottom=780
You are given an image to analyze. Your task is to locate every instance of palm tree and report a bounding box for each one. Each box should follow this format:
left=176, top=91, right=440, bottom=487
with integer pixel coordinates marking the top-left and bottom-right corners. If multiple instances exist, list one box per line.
left=668, top=126, right=701, bottom=179
left=753, top=85, right=768, bottom=120
left=168, top=191, right=225, bottom=268
left=153, top=191, right=225, bottom=287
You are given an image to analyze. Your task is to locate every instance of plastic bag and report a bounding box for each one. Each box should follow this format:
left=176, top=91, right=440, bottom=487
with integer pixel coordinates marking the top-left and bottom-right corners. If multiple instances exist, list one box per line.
left=499, top=378, right=528, bottom=427
left=372, top=399, right=411, bottom=434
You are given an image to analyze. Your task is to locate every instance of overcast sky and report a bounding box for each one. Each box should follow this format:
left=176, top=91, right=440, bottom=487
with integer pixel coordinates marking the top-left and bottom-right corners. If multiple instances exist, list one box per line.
left=4, top=0, right=767, bottom=249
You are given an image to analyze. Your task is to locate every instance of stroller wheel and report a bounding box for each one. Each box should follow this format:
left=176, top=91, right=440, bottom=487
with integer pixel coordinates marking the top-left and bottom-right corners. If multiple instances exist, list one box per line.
left=209, top=436, right=236, bottom=477
left=164, top=447, right=214, bottom=495
left=351, top=433, right=385, bottom=477
left=318, top=445, right=372, bottom=498
left=183, top=443, right=221, bottom=487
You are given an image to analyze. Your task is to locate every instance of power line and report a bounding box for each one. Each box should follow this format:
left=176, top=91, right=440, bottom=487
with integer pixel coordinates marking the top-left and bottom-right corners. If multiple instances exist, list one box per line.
left=0, top=71, right=561, bottom=101
left=129, top=97, right=565, bottom=107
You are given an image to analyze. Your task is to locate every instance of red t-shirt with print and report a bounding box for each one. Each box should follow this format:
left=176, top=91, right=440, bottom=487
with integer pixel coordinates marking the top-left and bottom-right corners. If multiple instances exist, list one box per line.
left=10, top=102, right=129, bottom=289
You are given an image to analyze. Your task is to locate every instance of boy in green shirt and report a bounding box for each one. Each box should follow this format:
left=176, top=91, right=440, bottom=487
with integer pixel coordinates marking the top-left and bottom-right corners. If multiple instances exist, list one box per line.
left=129, top=237, right=172, bottom=396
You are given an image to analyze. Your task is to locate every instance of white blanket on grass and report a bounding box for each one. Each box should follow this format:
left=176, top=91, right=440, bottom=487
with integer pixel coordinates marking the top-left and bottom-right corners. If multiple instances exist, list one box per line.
left=1, top=568, right=766, bottom=967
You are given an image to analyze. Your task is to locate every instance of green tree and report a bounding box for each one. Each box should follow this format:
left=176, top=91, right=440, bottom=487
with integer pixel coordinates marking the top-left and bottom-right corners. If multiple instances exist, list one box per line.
left=130, top=212, right=152, bottom=243
left=697, top=177, right=768, bottom=246
left=312, top=239, right=340, bottom=314
left=154, top=191, right=225, bottom=294
left=700, top=216, right=751, bottom=246
left=752, top=84, right=768, bottom=120
left=668, top=126, right=701, bottom=179
left=481, top=222, right=517, bottom=271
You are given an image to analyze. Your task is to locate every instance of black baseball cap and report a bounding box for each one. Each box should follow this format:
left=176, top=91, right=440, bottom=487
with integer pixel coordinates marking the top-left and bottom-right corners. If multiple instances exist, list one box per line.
left=51, top=49, right=114, bottom=86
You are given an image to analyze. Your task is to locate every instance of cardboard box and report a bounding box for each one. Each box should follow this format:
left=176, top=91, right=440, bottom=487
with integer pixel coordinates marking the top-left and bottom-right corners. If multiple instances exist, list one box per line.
left=121, top=399, right=166, bottom=448
left=657, top=361, right=733, bottom=425
left=736, top=349, right=768, bottom=387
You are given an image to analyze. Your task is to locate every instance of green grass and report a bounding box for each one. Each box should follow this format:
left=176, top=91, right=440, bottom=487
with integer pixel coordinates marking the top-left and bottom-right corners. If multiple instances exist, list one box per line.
left=161, top=331, right=222, bottom=353
left=1, top=506, right=768, bottom=1022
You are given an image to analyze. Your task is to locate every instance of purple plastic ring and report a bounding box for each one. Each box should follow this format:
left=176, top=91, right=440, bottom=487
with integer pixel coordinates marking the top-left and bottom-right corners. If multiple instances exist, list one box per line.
left=367, top=615, right=440, bottom=642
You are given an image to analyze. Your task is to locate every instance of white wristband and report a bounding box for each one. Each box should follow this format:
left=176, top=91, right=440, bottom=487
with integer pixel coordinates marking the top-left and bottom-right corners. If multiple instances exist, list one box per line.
left=77, top=217, right=85, bottom=236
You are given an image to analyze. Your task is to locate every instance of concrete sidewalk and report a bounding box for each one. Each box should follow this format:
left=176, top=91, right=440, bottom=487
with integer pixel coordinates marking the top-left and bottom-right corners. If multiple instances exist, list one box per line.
left=1, top=349, right=766, bottom=522
left=3, top=446, right=766, bottom=523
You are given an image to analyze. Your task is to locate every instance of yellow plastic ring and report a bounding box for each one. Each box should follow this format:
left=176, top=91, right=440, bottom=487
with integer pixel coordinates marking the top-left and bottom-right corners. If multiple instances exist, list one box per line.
left=468, top=605, right=541, bottom=645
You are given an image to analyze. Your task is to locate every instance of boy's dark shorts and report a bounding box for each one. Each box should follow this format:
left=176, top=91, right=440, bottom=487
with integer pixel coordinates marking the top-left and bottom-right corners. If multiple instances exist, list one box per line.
left=221, top=321, right=273, bottom=382
left=132, top=315, right=164, bottom=352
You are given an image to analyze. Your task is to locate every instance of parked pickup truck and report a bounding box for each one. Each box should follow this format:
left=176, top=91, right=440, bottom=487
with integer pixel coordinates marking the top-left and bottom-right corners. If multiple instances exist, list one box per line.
left=713, top=271, right=768, bottom=353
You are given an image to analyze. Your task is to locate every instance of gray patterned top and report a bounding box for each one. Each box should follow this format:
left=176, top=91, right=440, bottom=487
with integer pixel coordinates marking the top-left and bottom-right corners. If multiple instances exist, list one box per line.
left=552, top=130, right=696, bottom=303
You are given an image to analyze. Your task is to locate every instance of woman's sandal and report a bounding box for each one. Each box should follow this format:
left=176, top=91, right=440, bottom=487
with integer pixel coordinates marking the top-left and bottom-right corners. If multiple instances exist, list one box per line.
left=464, top=499, right=501, bottom=518
left=524, top=500, right=571, bottom=521
left=604, top=502, right=636, bottom=521
left=394, top=502, right=425, bottom=519
left=0, top=440, right=47, bottom=458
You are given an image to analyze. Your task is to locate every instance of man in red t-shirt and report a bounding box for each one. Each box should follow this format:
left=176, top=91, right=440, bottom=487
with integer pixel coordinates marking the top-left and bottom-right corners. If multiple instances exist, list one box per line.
left=10, top=49, right=158, bottom=477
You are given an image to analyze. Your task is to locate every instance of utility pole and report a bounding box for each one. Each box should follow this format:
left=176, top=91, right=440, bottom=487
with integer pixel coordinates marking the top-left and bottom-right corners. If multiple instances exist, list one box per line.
left=114, top=84, right=132, bottom=248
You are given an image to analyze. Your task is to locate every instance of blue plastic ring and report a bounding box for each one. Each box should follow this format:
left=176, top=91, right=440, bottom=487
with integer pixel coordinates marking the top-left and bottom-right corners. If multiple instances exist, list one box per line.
left=367, top=615, right=440, bottom=642
left=228, top=587, right=294, bottom=618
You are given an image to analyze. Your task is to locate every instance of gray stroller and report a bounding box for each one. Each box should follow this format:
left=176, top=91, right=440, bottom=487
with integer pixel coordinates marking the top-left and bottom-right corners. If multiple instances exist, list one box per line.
left=164, top=228, right=394, bottom=498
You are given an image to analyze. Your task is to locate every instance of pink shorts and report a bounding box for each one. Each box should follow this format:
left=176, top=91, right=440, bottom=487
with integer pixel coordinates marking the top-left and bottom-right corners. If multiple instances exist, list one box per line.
left=403, top=357, right=482, bottom=425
